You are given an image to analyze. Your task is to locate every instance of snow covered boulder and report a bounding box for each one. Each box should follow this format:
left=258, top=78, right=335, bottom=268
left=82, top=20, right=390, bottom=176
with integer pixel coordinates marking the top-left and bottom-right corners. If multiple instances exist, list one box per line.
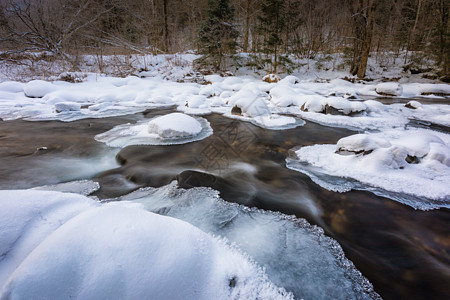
left=392, top=132, right=445, bottom=159
left=375, top=82, right=403, bottom=96
left=269, top=86, right=298, bottom=107
left=262, top=74, right=280, bottom=83
left=278, top=75, right=300, bottom=85
left=300, top=95, right=327, bottom=113
left=405, top=101, right=422, bottom=109
left=186, top=95, right=208, bottom=108
left=324, top=97, right=367, bottom=115
left=418, top=84, right=450, bottom=96
left=336, top=134, right=391, bottom=155
left=24, top=80, right=58, bottom=98
left=234, top=97, right=270, bottom=117
left=148, top=113, right=202, bottom=138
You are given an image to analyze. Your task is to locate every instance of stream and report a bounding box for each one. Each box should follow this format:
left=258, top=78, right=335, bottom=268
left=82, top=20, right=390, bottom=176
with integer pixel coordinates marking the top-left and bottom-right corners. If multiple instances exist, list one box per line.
left=0, top=108, right=449, bottom=299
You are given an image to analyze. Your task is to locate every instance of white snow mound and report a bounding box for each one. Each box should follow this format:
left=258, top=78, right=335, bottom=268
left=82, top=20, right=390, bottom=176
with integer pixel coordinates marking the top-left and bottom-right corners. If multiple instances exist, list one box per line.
left=0, top=190, right=292, bottom=300
left=148, top=113, right=202, bottom=138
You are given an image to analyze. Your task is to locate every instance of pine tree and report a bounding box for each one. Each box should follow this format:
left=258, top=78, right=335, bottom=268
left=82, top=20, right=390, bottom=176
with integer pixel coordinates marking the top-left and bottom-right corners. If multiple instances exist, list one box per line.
left=257, top=0, right=285, bottom=74
left=197, top=0, right=239, bottom=71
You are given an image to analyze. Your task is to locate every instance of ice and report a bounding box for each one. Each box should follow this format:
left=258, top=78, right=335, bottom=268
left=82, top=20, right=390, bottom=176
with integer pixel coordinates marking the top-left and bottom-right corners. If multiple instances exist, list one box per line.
left=31, top=180, right=100, bottom=196
left=0, top=190, right=292, bottom=300
left=95, top=113, right=213, bottom=147
left=112, top=182, right=380, bottom=300
left=287, top=128, right=450, bottom=210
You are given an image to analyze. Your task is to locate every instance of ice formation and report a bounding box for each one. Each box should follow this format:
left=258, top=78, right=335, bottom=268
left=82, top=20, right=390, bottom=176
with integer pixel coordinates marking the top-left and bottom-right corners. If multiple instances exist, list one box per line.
left=287, top=128, right=450, bottom=210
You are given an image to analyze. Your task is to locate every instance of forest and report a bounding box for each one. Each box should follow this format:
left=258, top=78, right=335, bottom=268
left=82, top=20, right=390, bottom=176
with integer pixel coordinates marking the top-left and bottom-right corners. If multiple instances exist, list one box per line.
left=0, top=0, right=449, bottom=79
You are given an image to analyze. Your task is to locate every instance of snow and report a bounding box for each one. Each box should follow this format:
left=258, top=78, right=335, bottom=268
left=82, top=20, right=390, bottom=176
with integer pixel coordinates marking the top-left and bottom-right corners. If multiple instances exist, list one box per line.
left=0, top=190, right=292, bottom=299
left=111, top=182, right=380, bottom=300
left=375, top=82, right=403, bottom=96
left=148, top=113, right=202, bottom=138
left=95, top=113, right=213, bottom=147
left=23, top=80, right=57, bottom=98
left=287, top=128, right=450, bottom=210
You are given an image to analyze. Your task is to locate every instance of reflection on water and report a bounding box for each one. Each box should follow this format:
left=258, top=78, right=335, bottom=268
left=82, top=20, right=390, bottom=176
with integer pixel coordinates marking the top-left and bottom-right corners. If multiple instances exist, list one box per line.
left=0, top=109, right=449, bottom=299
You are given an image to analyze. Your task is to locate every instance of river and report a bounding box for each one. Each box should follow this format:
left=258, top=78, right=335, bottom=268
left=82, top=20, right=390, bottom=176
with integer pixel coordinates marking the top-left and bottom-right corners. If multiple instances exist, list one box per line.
left=0, top=108, right=448, bottom=299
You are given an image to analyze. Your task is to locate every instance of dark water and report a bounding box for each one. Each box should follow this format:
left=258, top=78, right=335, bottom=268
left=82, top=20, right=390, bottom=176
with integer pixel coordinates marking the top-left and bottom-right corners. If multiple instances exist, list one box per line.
left=0, top=110, right=449, bottom=300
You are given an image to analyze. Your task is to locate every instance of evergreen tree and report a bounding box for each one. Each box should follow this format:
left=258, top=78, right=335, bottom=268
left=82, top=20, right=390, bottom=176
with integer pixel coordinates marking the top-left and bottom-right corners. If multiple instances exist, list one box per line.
left=257, top=0, right=285, bottom=73
left=197, top=0, right=239, bottom=71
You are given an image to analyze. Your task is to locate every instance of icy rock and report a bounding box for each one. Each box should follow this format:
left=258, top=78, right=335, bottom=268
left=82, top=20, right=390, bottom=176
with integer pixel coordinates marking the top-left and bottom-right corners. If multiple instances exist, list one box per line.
left=24, top=80, right=57, bottom=98
left=405, top=101, right=422, bottom=109
left=336, top=134, right=391, bottom=155
left=148, top=113, right=202, bottom=138
left=375, top=82, right=403, bottom=96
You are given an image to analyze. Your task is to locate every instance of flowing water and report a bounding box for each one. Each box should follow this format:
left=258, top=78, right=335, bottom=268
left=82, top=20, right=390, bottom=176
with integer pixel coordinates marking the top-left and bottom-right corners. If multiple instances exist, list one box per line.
left=0, top=108, right=449, bottom=299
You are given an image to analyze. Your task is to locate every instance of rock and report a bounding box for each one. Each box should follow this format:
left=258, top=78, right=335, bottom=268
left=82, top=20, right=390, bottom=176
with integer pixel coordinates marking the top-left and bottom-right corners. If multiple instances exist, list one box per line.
left=262, top=74, right=280, bottom=83
left=405, top=101, right=422, bottom=109
left=231, top=105, right=242, bottom=116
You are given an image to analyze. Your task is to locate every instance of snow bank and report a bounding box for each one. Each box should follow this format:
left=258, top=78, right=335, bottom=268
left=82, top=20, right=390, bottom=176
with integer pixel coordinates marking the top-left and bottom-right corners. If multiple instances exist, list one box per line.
left=95, top=113, right=213, bottom=147
left=287, top=129, right=450, bottom=210
left=0, top=190, right=292, bottom=299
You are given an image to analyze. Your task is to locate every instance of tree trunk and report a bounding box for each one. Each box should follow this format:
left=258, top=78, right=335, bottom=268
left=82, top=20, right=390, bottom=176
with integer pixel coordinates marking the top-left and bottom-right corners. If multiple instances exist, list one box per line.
left=243, top=0, right=251, bottom=52
left=357, top=0, right=376, bottom=79
left=162, top=0, right=169, bottom=52
left=404, top=0, right=423, bottom=64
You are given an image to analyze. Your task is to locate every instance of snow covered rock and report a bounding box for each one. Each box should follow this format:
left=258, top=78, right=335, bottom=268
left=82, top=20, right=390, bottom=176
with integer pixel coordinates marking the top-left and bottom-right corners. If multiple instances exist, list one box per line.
left=278, top=75, right=300, bottom=85
left=148, top=113, right=202, bottom=138
left=263, top=74, right=280, bottom=83
left=418, top=84, right=450, bottom=96
left=270, top=86, right=299, bottom=107
left=301, top=96, right=366, bottom=115
left=375, top=82, right=403, bottom=96
left=24, top=80, right=58, bottom=98
left=300, top=95, right=327, bottom=113
left=405, top=101, right=422, bottom=109
left=336, top=134, right=391, bottom=155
